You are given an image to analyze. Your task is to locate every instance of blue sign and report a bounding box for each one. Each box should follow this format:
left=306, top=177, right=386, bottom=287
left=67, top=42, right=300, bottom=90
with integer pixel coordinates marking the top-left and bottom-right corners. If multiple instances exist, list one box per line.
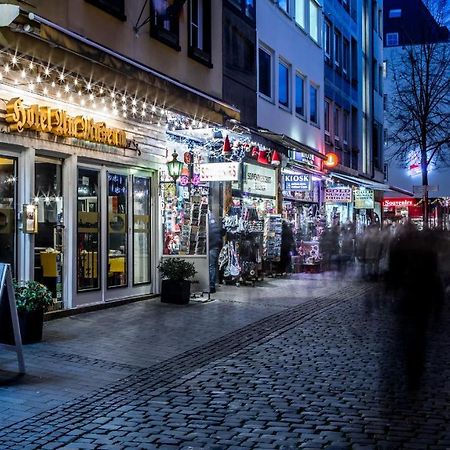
left=284, top=173, right=311, bottom=191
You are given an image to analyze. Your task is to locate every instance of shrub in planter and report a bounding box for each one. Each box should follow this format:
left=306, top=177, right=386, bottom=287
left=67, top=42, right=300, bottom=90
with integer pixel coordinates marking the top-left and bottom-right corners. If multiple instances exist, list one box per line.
left=0, top=281, right=53, bottom=344
left=158, top=258, right=196, bottom=305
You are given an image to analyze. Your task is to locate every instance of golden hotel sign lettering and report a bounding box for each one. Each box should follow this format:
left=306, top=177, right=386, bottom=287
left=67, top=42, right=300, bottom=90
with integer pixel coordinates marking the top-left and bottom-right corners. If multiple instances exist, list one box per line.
left=5, top=98, right=127, bottom=148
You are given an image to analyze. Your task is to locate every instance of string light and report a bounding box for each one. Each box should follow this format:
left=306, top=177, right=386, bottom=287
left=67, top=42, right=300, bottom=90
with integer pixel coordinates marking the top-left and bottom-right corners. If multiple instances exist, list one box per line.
left=99, top=87, right=104, bottom=95
left=131, top=99, right=137, bottom=106
left=43, top=87, right=48, bottom=95
left=151, top=105, right=156, bottom=113
left=89, top=93, right=94, bottom=101
left=20, top=69, right=26, bottom=79
left=29, top=62, right=34, bottom=70
left=11, top=56, right=17, bottom=65
left=86, top=82, right=92, bottom=90
left=44, top=67, right=50, bottom=76
left=74, top=79, right=78, bottom=86
left=59, top=72, right=65, bottom=81
left=4, top=64, right=10, bottom=73
left=36, top=75, right=42, bottom=83
left=132, top=106, right=137, bottom=115
left=51, top=81, right=56, bottom=88
left=64, top=84, right=70, bottom=93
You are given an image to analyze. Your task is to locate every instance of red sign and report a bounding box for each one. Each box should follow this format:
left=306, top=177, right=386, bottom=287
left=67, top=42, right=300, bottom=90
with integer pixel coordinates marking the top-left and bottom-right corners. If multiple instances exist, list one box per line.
left=382, top=198, right=416, bottom=208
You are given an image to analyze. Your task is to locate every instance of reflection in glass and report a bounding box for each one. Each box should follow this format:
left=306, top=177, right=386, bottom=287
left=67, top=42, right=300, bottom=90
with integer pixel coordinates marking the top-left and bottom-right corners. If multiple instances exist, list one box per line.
left=108, top=173, right=127, bottom=287
left=34, top=159, right=64, bottom=304
left=133, top=177, right=151, bottom=284
left=77, top=169, right=100, bottom=291
left=0, top=157, right=16, bottom=272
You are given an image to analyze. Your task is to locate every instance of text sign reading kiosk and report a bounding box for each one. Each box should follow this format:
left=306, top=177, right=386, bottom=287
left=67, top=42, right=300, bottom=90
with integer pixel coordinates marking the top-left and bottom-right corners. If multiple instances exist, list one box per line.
left=0, top=263, right=25, bottom=374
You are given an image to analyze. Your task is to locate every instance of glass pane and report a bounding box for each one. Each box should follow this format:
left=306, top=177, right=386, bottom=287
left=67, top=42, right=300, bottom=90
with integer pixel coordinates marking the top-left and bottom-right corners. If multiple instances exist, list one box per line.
left=295, top=0, right=305, bottom=27
left=133, top=177, right=151, bottom=284
left=278, top=0, right=288, bottom=12
left=77, top=169, right=100, bottom=291
left=0, top=157, right=16, bottom=271
left=279, top=62, right=289, bottom=107
left=295, top=75, right=304, bottom=116
left=309, top=1, right=318, bottom=42
left=258, top=48, right=272, bottom=98
left=34, top=159, right=63, bottom=305
left=107, top=173, right=127, bottom=288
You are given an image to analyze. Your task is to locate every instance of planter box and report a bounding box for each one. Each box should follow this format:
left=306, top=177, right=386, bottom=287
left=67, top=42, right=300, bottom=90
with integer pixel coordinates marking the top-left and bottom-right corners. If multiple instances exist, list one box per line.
left=161, top=280, right=191, bottom=305
left=0, top=308, right=44, bottom=345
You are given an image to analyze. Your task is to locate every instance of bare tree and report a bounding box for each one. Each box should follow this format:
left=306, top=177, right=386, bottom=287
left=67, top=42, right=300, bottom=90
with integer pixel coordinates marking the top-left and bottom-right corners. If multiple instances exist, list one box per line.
left=386, top=0, right=450, bottom=227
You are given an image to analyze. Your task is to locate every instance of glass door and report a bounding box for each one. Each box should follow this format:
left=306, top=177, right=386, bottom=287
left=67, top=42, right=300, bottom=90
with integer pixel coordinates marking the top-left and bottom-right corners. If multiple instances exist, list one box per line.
left=0, top=157, right=16, bottom=273
left=34, top=157, right=64, bottom=308
left=132, top=176, right=151, bottom=285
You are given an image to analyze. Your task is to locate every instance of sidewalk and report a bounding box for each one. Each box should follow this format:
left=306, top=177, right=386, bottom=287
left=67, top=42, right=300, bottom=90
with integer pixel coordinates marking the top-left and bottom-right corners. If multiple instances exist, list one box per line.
left=0, top=272, right=356, bottom=429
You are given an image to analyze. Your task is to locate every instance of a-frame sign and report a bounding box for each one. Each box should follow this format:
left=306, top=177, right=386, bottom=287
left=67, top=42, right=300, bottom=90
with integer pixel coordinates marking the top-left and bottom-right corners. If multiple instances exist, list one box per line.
left=0, top=264, right=25, bottom=374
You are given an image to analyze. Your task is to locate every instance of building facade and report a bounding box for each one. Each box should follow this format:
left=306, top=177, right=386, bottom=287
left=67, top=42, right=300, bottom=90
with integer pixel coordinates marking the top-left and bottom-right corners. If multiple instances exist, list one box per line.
left=0, top=0, right=238, bottom=310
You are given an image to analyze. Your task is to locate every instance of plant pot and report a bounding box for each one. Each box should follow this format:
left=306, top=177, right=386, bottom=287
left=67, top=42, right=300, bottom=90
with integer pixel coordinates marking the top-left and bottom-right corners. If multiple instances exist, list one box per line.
left=0, top=308, right=44, bottom=345
left=161, top=279, right=191, bottom=305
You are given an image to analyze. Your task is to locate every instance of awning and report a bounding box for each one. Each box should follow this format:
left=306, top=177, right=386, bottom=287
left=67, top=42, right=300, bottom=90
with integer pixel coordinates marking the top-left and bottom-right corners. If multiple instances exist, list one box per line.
left=285, top=162, right=325, bottom=177
left=330, top=172, right=414, bottom=196
left=2, top=11, right=239, bottom=125
left=256, top=130, right=326, bottom=160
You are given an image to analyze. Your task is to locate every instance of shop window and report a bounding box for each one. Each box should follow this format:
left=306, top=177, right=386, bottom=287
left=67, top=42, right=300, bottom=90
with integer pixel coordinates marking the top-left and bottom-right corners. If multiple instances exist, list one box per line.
left=34, top=158, right=64, bottom=305
left=258, top=46, right=273, bottom=99
left=295, top=0, right=306, bottom=28
left=150, top=0, right=181, bottom=50
left=133, top=176, right=151, bottom=285
left=77, top=169, right=100, bottom=291
left=309, top=0, right=319, bottom=43
left=188, top=0, right=212, bottom=67
left=107, top=173, right=128, bottom=288
left=278, top=60, right=290, bottom=109
left=85, top=0, right=126, bottom=21
left=295, top=73, right=305, bottom=117
left=309, top=84, right=319, bottom=125
left=0, top=157, right=16, bottom=273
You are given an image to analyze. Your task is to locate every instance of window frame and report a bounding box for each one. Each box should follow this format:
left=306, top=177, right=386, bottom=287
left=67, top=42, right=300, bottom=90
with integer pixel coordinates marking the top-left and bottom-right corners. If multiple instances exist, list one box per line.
left=343, top=110, right=349, bottom=145
left=188, top=0, right=213, bottom=67
left=295, top=72, right=306, bottom=118
left=278, top=0, right=289, bottom=14
left=309, top=83, right=319, bottom=125
left=334, top=29, right=342, bottom=69
left=324, top=20, right=332, bottom=60
left=386, top=32, right=399, bottom=47
left=278, top=59, right=291, bottom=110
left=258, top=45, right=274, bottom=100
left=309, top=0, right=320, bottom=43
left=150, top=0, right=181, bottom=51
left=295, top=0, right=306, bottom=29
left=334, top=105, right=340, bottom=142
left=324, top=99, right=331, bottom=135
left=342, top=37, right=350, bottom=77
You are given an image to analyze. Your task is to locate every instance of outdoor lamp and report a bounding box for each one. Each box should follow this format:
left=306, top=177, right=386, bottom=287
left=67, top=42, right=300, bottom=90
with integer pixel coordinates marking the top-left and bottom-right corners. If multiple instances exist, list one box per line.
left=167, top=151, right=184, bottom=181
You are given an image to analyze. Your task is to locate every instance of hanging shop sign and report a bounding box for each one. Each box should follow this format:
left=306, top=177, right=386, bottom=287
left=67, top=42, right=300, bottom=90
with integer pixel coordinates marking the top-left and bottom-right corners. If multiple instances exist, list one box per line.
left=199, top=162, right=240, bottom=182
left=293, top=151, right=316, bottom=168
left=324, top=187, right=353, bottom=203
left=283, top=173, right=311, bottom=191
left=354, top=188, right=375, bottom=209
left=382, top=198, right=416, bottom=208
left=4, top=98, right=127, bottom=148
left=242, top=163, right=276, bottom=197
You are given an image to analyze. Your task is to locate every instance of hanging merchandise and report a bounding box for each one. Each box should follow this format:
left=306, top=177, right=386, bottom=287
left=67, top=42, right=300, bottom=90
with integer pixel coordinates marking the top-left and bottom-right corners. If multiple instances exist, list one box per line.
left=271, top=150, right=281, bottom=166
left=222, top=135, right=232, bottom=156
left=263, top=214, right=282, bottom=261
left=257, top=149, right=269, bottom=165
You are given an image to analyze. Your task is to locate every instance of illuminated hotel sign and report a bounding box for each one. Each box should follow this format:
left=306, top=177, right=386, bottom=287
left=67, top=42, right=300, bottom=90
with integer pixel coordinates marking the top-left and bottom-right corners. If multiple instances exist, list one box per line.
left=5, top=98, right=127, bottom=148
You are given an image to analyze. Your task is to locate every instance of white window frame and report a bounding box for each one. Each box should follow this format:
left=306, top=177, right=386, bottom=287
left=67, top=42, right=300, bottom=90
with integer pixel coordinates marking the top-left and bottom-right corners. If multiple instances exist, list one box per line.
left=189, top=0, right=204, bottom=50
left=295, top=71, right=306, bottom=118
left=309, top=0, right=320, bottom=43
left=386, top=32, right=399, bottom=47
left=258, top=44, right=274, bottom=101
left=295, top=0, right=306, bottom=29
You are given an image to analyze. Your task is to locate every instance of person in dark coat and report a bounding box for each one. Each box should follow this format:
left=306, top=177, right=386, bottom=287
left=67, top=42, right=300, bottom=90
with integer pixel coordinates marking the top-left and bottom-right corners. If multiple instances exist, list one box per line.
left=208, top=213, right=223, bottom=293
left=279, top=221, right=295, bottom=274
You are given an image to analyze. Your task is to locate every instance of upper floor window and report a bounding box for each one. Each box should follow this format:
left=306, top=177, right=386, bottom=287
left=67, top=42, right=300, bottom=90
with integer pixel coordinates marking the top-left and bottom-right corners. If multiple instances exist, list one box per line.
left=295, top=73, right=305, bottom=117
left=295, top=0, right=306, bottom=28
left=343, top=38, right=350, bottom=76
left=324, top=20, right=332, bottom=58
left=334, top=30, right=341, bottom=68
left=188, top=0, right=212, bottom=66
left=309, top=0, right=320, bottom=43
left=279, top=60, right=290, bottom=109
left=228, top=0, right=255, bottom=19
left=334, top=105, right=340, bottom=140
left=86, top=0, right=126, bottom=20
left=259, top=46, right=273, bottom=99
left=386, top=32, right=399, bottom=47
left=389, top=9, right=402, bottom=18
left=278, top=0, right=289, bottom=14
left=150, top=0, right=182, bottom=50
left=310, top=84, right=319, bottom=124
left=343, top=110, right=349, bottom=144
left=324, top=100, right=331, bottom=134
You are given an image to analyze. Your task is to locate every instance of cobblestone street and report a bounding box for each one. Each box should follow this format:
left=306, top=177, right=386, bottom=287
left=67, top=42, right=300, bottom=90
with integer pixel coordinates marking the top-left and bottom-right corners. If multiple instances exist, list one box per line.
left=0, top=275, right=449, bottom=449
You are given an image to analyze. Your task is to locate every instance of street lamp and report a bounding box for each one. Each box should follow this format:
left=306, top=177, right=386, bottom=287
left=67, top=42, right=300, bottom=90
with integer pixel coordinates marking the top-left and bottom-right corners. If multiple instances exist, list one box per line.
left=166, top=151, right=183, bottom=182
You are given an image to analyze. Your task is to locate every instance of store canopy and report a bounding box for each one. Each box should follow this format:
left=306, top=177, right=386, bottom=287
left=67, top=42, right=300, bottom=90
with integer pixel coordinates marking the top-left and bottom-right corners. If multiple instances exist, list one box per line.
left=255, top=130, right=326, bottom=161
left=2, top=11, right=240, bottom=125
left=330, top=172, right=414, bottom=196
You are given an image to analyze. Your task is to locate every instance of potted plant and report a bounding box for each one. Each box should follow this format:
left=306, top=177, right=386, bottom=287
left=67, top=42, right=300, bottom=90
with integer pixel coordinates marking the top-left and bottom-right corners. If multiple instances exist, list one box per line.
left=0, top=280, right=53, bottom=344
left=158, top=258, right=197, bottom=305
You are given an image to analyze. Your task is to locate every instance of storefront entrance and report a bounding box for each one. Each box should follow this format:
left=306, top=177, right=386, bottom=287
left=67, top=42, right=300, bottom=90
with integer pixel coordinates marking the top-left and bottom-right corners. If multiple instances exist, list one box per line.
left=0, top=157, right=17, bottom=274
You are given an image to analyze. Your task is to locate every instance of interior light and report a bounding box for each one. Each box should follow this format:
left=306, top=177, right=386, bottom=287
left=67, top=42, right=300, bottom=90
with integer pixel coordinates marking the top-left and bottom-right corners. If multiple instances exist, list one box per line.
left=44, top=67, right=50, bottom=76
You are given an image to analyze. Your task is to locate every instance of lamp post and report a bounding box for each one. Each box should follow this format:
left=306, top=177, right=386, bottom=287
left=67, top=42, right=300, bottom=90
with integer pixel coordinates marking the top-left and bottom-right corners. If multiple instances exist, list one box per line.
left=166, top=151, right=183, bottom=182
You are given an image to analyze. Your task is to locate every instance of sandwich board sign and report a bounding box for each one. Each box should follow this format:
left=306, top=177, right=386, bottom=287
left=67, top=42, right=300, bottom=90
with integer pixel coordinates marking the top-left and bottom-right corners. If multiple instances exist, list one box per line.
left=0, top=264, right=25, bottom=374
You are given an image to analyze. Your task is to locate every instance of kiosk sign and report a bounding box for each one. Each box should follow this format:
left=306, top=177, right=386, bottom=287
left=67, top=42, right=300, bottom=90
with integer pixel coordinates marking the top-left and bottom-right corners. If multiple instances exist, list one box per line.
left=283, top=173, right=311, bottom=191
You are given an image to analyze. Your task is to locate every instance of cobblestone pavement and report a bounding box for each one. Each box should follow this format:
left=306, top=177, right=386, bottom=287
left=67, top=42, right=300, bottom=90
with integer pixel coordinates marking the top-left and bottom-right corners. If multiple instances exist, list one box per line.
left=1, top=276, right=449, bottom=449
